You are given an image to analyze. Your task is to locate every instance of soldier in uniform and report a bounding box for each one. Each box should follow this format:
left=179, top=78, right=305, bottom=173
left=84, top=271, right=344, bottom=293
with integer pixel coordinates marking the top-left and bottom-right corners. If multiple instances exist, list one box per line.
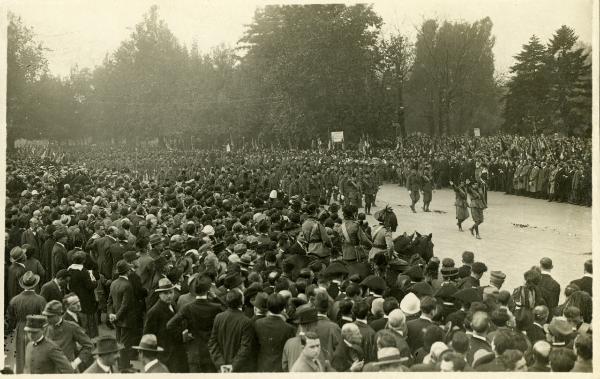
left=23, top=315, right=74, bottom=374
left=405, top=167, right=421, bottom=213
left=362, top=173, right=375, bottom=216
left=466, top=181, right=487, bottom=239
left=421, top=167, right=433, bottom=212
left=335, top=205, right=373, bottom=262
left=449, top=180, right=469, bottom=232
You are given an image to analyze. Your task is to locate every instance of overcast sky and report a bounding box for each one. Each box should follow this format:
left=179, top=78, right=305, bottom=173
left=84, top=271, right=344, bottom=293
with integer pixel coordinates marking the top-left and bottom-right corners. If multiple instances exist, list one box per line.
left=7, top=0, right=593, bottom=78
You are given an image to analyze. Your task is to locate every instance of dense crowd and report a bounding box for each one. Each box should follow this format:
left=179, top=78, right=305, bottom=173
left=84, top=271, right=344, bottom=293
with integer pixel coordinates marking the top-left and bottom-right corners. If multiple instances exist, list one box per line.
left=4, top=133, right=593, bottom=373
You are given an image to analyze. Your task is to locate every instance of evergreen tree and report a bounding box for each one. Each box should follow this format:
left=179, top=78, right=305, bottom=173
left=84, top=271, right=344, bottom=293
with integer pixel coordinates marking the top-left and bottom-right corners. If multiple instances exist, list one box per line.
left=503, top=35, right=551, bottom=134
left=546, top=25, right=592, bottom=136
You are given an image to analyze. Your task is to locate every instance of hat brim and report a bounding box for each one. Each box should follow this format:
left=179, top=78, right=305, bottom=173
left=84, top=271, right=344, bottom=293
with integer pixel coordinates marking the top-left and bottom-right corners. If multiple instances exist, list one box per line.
left=24, top=325, right=47, bottom=332
left=92, top=344, right=124, bottom=355
left=132, top=346, right=165, bottom=352
left=19, top=275, right=40, bottom=290
left=154, top=286, right=175, bottom=293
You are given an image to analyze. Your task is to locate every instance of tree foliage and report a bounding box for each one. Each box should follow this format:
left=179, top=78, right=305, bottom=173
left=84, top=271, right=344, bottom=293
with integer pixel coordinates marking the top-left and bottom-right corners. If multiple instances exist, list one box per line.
left=6, top=6, right=592, bottom=148
left=503, top=26, right=591, bottom=136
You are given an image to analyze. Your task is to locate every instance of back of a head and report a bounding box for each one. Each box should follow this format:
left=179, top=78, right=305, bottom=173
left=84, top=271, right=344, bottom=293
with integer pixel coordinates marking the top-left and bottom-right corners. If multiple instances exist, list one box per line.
left=226, top=290, right=243, bottom=309
left=471, top=311, right=489, bottom=334
left=420, top=296, right=437, bottom=314
left=314, top=291, right=329, bottom=313
left=451, top=331, right=469, bottom=354
left=388, top=309, right=406, bottom=329
left=462, top=251, right=474, bottom=264
left=584, top=259, right=592, bottom=274
left=497, top=290, right=511, bottom=305
left=383, top=297, right=399, bottom=315
left=267, top=293, right=286, bottom=314
left=341, top=322, right=360, bottom=342
left=423, top=325, right=444, bottom=349
left=574, top=334, right=592, bottom=360
left=532, top=340, right=551, bottom=363
left=549, top=347, right=576, bottom=372
left=492, top=330, right=513, bottom=355
left=346, top=283, right=361, bottom=298
left=377, top=330, right=399, bottom=350
left=352, top=301, right=370, bottom=320
left=300, top=331, right=319, bottom=346
left=500, top=349, right=523, bottom=370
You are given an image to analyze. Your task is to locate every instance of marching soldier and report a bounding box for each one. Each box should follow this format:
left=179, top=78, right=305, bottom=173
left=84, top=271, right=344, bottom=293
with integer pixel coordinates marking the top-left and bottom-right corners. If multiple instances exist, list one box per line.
left=406, top=167, right=421, bottom=213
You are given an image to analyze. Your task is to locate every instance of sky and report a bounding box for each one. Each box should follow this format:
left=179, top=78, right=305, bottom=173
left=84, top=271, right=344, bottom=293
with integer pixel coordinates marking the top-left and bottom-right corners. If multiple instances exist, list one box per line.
left=6, top=0, right=593, bottom=78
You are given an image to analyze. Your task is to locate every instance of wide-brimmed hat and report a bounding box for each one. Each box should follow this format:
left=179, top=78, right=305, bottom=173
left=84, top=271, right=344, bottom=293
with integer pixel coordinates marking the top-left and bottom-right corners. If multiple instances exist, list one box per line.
left=92, top=335, right=124, bottom=355
left=24, top=315, right=48, bottom=331
left=294, top=304, right=318, bottom=325
left=154, top=278, right=175, bottom=293
left=133, top=334, right=164, bottom=352
left=441, top=267, right=459, bottom=279
left=324, top=261, right=349, bottom=278
left=360, top=275, right=386, bottom=292
left=410, top=281, right=433, bottom=297
left=10, top=247, right=26, bottom=262
left=42, top=300, right=64, bottom=316
left=224, top=272, right=242, bottom=289
left=19, top=271, right=40, bottom=290
left=250, top=292, right=268, bottom=311
left=547, top=317, right=573, bottom=337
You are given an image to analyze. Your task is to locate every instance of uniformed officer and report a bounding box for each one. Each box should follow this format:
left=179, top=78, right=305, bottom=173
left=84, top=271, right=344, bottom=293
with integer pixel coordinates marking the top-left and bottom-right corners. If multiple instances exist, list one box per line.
left=406, top=167, right=421, bottom=213
left=23, top=315, right=74, bottom=374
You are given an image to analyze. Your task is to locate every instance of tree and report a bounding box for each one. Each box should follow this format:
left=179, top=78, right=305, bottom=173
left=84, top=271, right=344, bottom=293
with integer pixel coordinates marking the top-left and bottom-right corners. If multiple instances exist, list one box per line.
left=6, top=12, right=49, bottom=149
left=239, top=4, right=383, bottom=145
left=407, top=18, right=498, bottom=136
left=502, top=35, right=550, bottom=134
left=546, top=26, right=591, bottom=136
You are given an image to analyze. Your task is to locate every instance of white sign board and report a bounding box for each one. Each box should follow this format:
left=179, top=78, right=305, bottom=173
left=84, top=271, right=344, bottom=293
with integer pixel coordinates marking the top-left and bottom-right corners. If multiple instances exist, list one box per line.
left=474, top=128, right=481, bottom=137
left=331, top=131, right=344, bottom=143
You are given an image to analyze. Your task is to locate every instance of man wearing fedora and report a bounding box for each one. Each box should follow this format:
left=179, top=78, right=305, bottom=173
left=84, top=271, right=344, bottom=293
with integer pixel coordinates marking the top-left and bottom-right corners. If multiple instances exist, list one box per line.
left=23, top=314, right=74, bottom=374
left=85, top=335, right=123, bottom=373
left=144, top=277, right=186, bottom=372
left=6, top=271, right=47, bottom=373
left=133, top=334, right=170, bottom=373
left=7, top=246, right=27, bottom=301
left=107, top=260, right=141, bottom=370
left=43, top=300, right=94, bottom=372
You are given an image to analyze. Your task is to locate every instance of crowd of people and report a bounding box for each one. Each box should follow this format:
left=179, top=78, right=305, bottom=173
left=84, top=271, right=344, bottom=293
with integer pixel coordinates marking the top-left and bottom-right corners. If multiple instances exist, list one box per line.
left=3, top=133, right=593, bottom=373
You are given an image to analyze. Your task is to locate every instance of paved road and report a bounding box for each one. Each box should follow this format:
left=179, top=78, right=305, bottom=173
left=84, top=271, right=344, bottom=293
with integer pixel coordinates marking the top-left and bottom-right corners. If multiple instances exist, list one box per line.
left=367, top=184, right=592, bottom=297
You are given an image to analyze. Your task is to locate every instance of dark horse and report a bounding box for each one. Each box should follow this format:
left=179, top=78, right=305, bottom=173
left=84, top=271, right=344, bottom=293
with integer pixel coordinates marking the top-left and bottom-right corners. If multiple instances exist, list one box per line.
left=393, top=231, right=434, bottom=264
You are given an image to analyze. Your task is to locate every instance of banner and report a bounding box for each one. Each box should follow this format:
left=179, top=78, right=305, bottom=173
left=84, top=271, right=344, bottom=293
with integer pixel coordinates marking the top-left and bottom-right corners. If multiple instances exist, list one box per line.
left=331, top=131, right=344, bottom=143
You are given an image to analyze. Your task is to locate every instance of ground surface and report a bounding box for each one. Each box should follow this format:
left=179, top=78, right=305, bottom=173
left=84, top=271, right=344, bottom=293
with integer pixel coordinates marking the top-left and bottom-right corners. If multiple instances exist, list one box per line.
left=367, top=184, right=592, bottom=296
left=4, top=184, right=592, bottom=371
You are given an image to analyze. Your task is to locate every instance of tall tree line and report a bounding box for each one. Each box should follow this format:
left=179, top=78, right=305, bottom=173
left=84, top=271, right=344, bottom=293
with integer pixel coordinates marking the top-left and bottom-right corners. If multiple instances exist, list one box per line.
left=6, top=6, right=592, bottom=150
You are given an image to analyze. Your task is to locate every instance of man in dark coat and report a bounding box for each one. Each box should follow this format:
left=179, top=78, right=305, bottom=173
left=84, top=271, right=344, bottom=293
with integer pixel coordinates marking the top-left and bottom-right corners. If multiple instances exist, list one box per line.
left=40, top=269, right=70, bottom=303
left=406, top=296, right=436, bottom=353
left=474, top=330, right=513, bottom=371
left=538, top=257, right=560, bottom=317
left=7, top=247, right=27, bottom=301
left=569, top=259, right=592, bottom=296
left=466, top=311, right=492, bottom=365
left=167, top=273, right=224, bottom=372
left=457, top=251, right=474, bottom=278
left=457, top=262, right=487, bottom=290
left=51, top=229, right=70, bottom=277
left=133, top=334, right=170, bottom=373
left=254, top=293, right=296, bottom=372
left=143, top=278, right=185, bottom=372
left=21, top=217, right=42, bottom=260
left=67, top=251, right=98, bottom=337
left=107, top=260, right=142, bottom=370
left=93, top=226, right=118, bottom=281
left=526, top=306, right=549, bottom=345
left=107, top=231, right=128, bottom=277
left=208, top=289, right=257, bottom=372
